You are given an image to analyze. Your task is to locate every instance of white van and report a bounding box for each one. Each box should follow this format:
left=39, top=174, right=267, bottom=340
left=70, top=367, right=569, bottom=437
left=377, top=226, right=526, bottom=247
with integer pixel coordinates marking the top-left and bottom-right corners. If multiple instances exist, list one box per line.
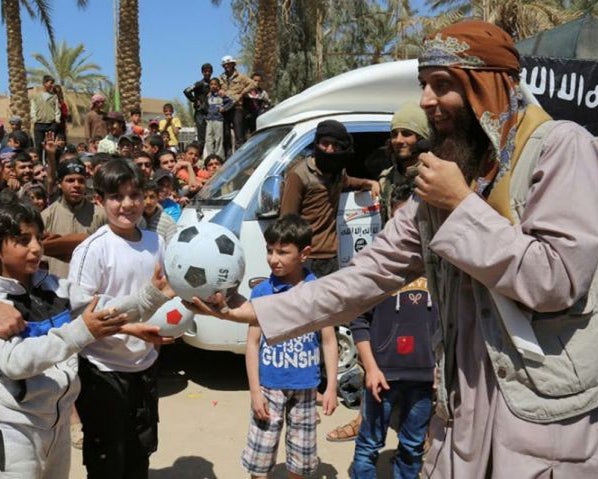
left=177, top=59, right=423, bottom=370
left=178, top=57, right=540, bottom=372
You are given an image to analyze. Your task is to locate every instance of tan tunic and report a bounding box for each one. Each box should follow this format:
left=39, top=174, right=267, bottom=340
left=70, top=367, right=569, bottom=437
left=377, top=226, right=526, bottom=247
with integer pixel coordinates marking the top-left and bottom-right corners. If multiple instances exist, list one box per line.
left=41, top=197, right=106, bottom=278
left=84, top=110, right=107, bottom=141
left=280, top=157, right=343, bottom=259
left=252, top=121, right=598, bottom=477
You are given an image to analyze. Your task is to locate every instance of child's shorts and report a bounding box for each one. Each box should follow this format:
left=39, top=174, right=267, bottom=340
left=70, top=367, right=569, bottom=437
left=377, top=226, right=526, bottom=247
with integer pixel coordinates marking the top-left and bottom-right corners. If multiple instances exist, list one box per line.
left=241, top=386, right=318, bottom=476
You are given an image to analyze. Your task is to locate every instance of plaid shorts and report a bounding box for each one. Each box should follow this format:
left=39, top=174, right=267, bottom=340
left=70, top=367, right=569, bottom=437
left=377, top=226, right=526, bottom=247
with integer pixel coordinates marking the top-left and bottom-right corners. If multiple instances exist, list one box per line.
left=241, top=386, right=318, bottom=476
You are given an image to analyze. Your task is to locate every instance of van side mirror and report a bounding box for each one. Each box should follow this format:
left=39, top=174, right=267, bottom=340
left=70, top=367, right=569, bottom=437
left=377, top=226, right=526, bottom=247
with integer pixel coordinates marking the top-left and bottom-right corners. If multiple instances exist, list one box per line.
left=256, top=175, right=283, bottom=218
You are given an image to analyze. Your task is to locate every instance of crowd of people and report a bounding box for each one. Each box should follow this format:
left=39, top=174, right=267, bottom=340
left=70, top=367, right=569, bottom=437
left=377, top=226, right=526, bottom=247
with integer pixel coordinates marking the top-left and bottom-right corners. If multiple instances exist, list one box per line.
left=1, top=18, right=598, bottom=479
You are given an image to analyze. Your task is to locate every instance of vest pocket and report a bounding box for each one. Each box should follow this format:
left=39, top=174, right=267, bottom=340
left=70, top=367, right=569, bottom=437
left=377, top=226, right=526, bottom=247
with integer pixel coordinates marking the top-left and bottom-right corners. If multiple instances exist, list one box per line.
left=524, top=310, right=598, bottom=396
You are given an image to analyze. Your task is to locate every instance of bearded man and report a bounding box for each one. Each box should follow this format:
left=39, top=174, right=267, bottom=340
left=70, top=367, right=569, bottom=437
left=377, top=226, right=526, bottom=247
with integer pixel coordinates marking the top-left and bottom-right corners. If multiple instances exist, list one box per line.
left=184, top=20, right=598, bottom=477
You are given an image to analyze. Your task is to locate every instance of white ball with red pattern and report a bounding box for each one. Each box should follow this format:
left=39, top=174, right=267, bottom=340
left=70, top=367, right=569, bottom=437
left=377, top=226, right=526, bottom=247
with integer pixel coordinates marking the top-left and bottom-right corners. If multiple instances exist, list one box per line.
left=146, top=297, right=194, bottom=337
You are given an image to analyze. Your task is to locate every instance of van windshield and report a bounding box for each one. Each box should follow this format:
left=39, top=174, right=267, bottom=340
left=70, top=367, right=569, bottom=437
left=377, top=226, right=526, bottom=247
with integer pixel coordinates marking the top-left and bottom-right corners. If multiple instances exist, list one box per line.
left=194, top=126, right=293, bottom=205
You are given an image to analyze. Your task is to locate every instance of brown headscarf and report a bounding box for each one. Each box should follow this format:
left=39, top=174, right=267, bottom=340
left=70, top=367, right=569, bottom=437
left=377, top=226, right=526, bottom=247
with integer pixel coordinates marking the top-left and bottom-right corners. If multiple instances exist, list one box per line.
left=419, top=20, right=549, bottom=220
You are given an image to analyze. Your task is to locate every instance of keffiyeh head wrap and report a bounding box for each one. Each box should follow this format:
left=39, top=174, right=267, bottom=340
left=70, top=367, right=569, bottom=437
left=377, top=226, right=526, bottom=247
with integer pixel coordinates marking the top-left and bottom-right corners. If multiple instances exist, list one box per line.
left=419, top=21, right=528, bottom=205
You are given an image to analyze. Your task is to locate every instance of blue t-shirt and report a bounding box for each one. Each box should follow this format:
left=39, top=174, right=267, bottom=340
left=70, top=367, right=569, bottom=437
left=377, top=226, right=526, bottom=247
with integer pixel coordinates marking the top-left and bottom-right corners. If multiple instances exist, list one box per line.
left=251, top=271, right=321, bottom=390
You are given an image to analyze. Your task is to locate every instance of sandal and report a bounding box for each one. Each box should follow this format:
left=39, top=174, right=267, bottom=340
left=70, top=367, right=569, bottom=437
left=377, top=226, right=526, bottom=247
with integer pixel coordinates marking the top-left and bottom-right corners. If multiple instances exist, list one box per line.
left=325, top=415, right=361, bottom=442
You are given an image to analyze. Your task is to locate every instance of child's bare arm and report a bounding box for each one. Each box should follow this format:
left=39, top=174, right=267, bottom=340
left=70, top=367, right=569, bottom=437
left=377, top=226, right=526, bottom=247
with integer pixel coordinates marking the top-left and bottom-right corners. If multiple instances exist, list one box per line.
left=356, top=339, right=389, bottom=403
left=246, top=324, right=269, bottom=420
left=321, top=326, right=338, bottom=415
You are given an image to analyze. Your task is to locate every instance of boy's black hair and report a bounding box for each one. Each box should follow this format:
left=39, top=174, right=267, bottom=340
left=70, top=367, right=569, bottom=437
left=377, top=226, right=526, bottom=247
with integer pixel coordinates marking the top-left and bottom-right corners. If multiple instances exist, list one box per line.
left=130, top=107, right=141, bottom=116
left=263, top=214, right=312, bottom=251
left=209, top=78, right=221, bottom=86
left=10, top=151, right=32, bottom=167
left=134, top=151, right=153, bottom=161
left=55, top=132, right=67, bottom=141
left=201, top=63, right=213, bottom=72
left=162, top=103, right=174, bottom=111
left=93, top=157, right=144, bottom=198
left=184, top=142, right=202, bottom=153
left=145, top=134, right=164, bottom=150
left=90, top=152, right=112, bottom=170
left=0, top=190, right=44, bottom=244
left=64, top=143, right=78, bottom=154
left=142, top=180, right=160, bottom=194
left=204, top=153, right=223, bottom=165
left=42, top=74, right=54, bottom=83
left=158, top=149, right=176, bottom=162
left=8, top=131, right=30, bottom=149
left=24, top=183, right=47, bottom=199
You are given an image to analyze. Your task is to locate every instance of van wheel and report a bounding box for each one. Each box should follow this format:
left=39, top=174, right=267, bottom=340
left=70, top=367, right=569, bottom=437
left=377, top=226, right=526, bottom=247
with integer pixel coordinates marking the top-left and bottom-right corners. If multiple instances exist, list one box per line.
left=336, top=326, right=358, bottom=374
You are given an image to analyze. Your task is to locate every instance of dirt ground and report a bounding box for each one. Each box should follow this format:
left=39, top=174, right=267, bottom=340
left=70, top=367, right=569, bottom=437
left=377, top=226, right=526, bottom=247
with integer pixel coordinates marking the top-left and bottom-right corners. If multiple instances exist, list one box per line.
left=69, top=341, right=397, bottom=478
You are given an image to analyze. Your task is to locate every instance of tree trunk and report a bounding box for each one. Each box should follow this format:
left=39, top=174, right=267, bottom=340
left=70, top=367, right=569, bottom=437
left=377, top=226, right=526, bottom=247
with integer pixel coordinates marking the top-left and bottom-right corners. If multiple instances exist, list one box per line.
left=5, top=0, right=32, bottom=130
left=315, top=2, right=324, bottom=83
left=117, top=0, right=141, bottom=115
left=253, top=0, right=278, bottom=94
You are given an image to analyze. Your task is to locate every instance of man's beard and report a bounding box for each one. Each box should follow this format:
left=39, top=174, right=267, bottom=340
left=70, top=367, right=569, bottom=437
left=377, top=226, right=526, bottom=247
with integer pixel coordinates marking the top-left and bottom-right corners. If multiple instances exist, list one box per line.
left=429, top=106, right=490, bottom=184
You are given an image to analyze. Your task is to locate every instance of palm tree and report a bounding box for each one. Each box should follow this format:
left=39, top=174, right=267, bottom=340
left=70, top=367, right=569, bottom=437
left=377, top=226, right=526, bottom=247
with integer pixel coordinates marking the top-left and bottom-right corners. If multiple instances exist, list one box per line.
left=1, top=0, right=88, bottom=130
left=28, top=40, right=110, bottom=125
left=2, top=0, right=52, bottom=130
left=116, top=0, right=140, bottom=115
left=423, top=0, right=575, bottom=40
left=253, top=0, right=278, bottom=92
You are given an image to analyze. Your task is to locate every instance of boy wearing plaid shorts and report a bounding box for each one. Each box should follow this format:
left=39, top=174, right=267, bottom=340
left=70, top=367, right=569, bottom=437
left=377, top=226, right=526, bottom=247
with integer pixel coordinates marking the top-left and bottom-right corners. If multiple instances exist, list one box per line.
left=242, top=214, right=338, bottom=478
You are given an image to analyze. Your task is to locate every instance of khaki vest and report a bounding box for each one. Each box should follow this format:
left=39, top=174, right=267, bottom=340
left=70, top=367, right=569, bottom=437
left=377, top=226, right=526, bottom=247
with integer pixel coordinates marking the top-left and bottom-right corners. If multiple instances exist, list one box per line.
left=420, top=117, right=598, bottom=423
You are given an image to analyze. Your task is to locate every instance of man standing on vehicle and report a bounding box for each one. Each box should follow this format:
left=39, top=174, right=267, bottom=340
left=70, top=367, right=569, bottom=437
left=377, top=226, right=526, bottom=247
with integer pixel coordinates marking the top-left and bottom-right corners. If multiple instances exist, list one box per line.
left=30, top=75, right=60, bottom=155
left=184, top=63, right=213, bottom=154
left=192, top=20, right=598, bottom=477
left=219, top=55, right=256, bottom=157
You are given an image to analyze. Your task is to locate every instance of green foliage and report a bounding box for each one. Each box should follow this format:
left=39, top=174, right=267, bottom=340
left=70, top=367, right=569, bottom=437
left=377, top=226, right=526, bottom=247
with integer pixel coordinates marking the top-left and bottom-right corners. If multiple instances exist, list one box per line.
left=27, top=39, right=111, bottom=126
left=171, top=98, right=195, bottom=127
left=231, top=0, right=427, bottom=102
left=28, top=40, right=109, bottom=92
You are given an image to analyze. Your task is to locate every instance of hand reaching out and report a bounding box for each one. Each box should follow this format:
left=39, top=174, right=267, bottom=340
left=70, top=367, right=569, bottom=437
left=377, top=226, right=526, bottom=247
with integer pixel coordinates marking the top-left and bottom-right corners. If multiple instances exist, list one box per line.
left=82, top=296, right=128, bottom=339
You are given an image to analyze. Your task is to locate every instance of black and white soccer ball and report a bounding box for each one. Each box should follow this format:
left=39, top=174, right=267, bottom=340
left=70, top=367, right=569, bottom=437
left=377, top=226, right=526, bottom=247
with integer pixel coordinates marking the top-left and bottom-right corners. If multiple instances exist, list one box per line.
left=164, top=222, right=245, bottom=301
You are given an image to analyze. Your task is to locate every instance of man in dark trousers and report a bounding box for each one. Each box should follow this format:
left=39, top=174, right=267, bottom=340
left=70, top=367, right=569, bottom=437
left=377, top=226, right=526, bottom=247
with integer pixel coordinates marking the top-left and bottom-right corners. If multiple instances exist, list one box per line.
left=183, top=63, right=213, bottom=154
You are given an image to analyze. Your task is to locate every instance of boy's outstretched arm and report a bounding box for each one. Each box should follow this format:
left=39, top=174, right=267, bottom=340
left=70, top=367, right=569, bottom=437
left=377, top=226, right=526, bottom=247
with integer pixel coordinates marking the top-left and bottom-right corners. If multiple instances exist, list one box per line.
left=246, top=324, right=269, bottom=421
left=321, top=326, right=338, bottom=416
left=0, top=297, right=127, bottom=380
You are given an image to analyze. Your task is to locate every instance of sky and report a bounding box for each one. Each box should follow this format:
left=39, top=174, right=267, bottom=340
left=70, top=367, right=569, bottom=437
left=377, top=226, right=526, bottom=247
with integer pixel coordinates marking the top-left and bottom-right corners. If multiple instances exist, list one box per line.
left=0, top=0, right=242, bottom=102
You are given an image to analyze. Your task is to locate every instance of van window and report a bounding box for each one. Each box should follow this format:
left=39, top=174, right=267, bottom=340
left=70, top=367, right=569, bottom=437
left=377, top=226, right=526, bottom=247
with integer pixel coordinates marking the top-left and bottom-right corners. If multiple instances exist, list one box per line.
left=195, top=126, right=292, bottom=205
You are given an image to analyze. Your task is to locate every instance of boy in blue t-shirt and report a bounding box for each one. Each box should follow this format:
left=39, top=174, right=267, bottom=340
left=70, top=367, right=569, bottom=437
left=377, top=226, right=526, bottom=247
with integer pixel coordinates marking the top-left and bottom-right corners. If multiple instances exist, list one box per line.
left=242, top=214, right=338, bottom=478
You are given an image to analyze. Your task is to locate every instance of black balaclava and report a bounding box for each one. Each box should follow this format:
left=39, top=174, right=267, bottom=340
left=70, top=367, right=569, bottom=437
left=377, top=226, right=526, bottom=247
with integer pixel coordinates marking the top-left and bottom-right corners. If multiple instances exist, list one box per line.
left=313, top=120, right=353, bottom=176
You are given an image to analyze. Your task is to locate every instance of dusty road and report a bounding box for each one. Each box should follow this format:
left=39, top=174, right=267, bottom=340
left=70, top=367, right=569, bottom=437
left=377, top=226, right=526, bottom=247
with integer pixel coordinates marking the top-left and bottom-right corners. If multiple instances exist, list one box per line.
left=69, top=341, right=397, bottom=478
